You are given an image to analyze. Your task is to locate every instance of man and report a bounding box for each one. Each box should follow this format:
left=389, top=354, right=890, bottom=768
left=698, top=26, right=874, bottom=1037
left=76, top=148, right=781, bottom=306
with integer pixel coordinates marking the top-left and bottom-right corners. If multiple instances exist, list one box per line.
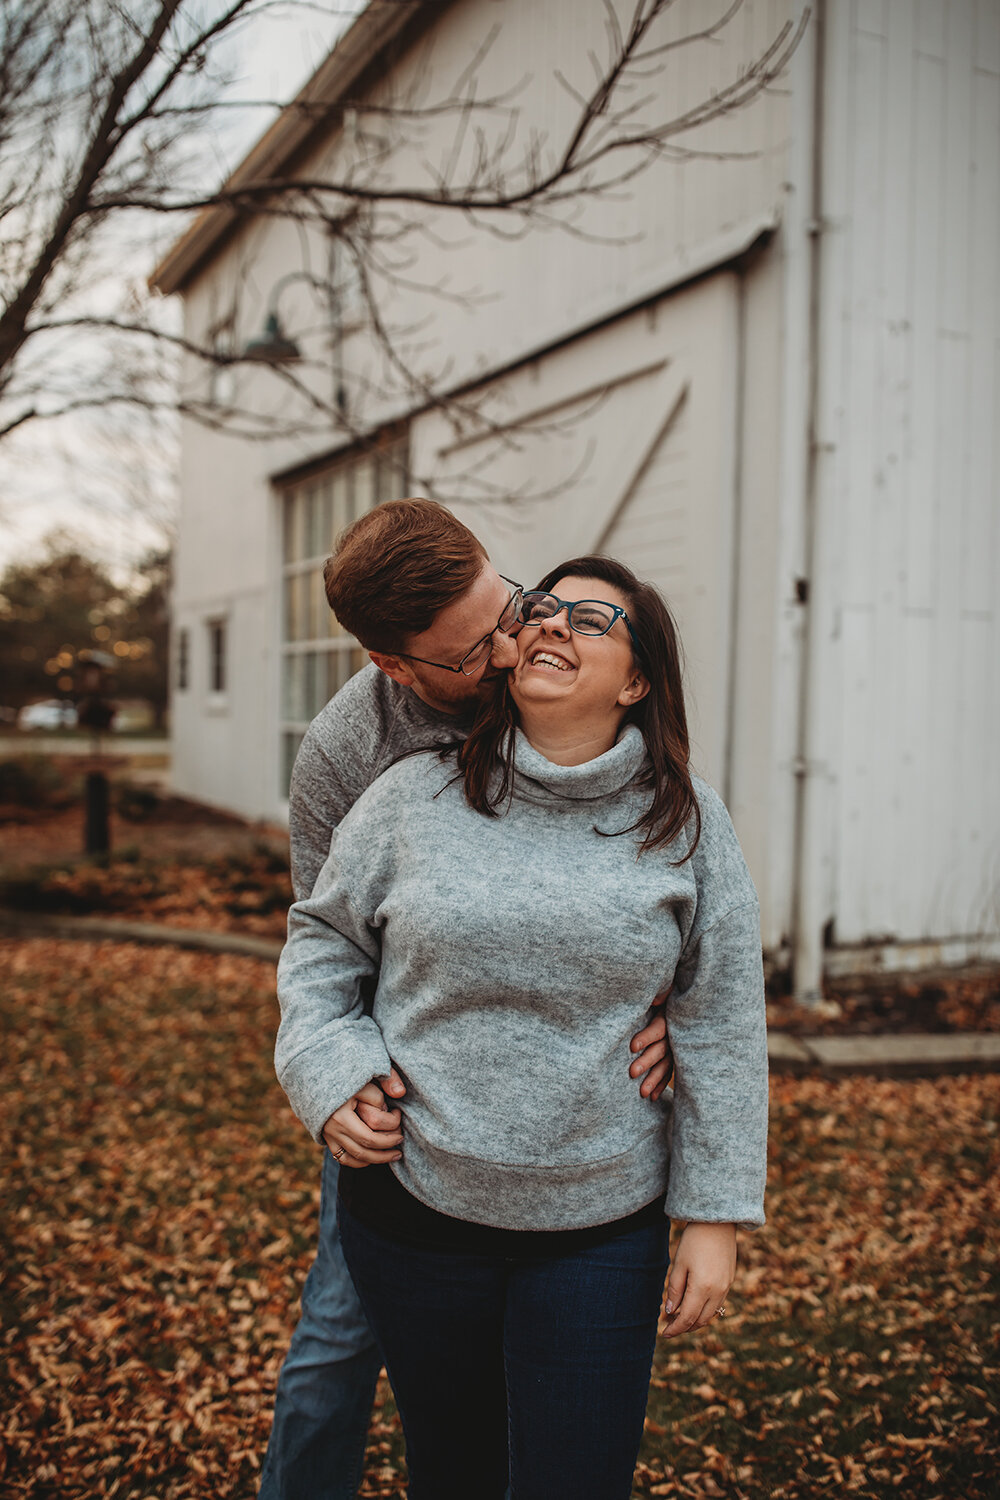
left=259, top=498, right=671, bottom=1500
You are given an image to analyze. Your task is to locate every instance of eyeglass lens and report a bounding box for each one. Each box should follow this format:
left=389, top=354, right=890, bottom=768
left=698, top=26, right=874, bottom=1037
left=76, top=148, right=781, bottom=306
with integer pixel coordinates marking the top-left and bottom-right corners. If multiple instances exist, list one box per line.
left=519, top=593, right=617, bottom=635
left=459, top=589, right=524, bottom=674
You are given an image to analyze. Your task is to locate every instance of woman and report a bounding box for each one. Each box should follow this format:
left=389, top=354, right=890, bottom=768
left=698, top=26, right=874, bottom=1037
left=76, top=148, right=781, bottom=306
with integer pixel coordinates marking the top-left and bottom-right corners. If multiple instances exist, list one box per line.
left=275, top=556, right=767, bottom=1500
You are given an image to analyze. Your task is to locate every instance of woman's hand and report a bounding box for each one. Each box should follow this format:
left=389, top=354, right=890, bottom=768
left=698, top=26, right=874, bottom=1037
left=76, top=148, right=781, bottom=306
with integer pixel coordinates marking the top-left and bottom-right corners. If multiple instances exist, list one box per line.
left=661, top=1222, right=736, bottom=1337
left=320, top=1068, right=406, bottom=1168
left=629, top=990, right=673, bottom=1100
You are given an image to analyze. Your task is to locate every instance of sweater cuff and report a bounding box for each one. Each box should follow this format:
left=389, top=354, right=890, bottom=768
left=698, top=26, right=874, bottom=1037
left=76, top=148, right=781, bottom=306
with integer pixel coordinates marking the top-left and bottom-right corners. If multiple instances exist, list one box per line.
left=278, top=1021, right=393, bottom=1143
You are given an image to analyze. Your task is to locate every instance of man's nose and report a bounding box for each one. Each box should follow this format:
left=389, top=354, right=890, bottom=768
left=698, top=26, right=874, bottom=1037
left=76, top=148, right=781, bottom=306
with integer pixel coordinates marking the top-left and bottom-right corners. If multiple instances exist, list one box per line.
left=489, top=627, right=520, bottom=668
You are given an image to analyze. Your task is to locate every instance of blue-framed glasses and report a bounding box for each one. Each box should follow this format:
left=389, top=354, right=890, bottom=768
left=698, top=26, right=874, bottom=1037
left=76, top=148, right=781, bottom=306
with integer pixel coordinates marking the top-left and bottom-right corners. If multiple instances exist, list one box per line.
left=517, top=591, right=643, bottom=658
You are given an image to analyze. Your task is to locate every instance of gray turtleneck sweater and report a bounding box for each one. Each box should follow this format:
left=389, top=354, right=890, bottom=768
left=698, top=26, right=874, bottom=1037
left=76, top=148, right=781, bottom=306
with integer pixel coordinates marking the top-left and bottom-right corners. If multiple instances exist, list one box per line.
left=276, top=724, right=768, bottom=1232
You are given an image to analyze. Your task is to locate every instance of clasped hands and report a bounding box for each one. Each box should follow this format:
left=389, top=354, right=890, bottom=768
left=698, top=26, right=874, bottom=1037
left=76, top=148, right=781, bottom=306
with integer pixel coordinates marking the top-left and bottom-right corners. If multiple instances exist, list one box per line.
left=319, top=993, right=674, bottom=1167
left=320, top=1067, right=407, bottom=1168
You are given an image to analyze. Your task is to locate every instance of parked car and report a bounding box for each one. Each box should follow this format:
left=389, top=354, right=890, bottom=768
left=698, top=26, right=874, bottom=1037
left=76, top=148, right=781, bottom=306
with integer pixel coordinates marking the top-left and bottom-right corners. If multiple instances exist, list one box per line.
left=17, top=700, right=78, bottom=730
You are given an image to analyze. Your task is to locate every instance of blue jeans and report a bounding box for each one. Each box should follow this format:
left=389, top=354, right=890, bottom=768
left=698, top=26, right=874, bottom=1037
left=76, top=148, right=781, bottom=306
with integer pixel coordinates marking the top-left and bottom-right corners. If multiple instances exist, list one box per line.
left=339, top=1203, right=670, bottom=1500
left=259, top=1153, right=382, bottom=1500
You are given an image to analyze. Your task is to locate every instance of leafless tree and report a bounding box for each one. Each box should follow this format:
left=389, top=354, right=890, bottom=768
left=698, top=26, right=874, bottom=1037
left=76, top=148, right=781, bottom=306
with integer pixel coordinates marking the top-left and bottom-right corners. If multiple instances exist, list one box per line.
left=0, top=0, right=807, bottom=502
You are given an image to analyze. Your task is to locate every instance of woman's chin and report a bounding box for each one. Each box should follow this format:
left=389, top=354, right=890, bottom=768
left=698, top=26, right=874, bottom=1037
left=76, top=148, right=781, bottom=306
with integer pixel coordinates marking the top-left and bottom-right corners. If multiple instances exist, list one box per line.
left=511, top=675, right=574, bottom=710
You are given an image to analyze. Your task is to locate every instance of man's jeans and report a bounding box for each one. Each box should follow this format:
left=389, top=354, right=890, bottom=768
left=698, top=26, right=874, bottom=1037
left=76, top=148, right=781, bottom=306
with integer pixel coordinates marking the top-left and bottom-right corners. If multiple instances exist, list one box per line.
left=339, top=1201, right=670, bottom=1500
left=259, top=1153, right=382, bottom=1500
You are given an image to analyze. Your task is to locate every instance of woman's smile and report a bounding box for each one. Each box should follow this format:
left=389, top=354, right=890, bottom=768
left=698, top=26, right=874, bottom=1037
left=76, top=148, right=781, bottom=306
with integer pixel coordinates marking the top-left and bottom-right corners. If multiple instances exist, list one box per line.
left=526, top=647, right=576, bottom=673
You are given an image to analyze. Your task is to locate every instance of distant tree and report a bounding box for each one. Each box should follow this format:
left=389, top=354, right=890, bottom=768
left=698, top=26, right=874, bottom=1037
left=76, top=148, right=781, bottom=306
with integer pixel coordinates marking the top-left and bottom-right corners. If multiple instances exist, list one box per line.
left=116, top=550, right=171, bottom=730
left=0, top=539, right=169, bottom=722
left=0, top=544, right=119, bottom=710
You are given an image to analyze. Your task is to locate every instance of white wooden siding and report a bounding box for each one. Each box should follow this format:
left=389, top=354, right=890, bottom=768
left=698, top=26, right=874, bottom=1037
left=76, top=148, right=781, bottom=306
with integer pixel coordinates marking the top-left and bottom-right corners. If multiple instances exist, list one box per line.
left=814, top=0, right=1000, bottom=948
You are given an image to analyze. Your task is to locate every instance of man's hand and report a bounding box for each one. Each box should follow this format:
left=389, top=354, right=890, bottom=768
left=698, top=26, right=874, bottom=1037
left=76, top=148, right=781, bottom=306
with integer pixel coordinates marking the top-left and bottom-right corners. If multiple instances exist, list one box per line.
left=629, top=991, right=673, bottom=1100
left=661, top=1222, right=736, bottom=1338
left=320, top=1067, right=406, bottom=1168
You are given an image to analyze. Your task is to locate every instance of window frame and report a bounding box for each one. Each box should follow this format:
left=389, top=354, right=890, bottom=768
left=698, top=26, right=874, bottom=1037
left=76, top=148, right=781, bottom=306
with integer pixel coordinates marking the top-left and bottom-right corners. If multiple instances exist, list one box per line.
left=206, top=616, right=228, bottom=705
left=278, top=433, right=409, bottom=795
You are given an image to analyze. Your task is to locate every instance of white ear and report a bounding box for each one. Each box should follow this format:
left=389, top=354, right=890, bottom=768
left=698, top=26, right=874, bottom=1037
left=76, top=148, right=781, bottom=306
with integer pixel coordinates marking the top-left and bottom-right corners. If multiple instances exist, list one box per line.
left=618, top=672, right=650, bottom=708
left=368, top=650, right=418, bottom=690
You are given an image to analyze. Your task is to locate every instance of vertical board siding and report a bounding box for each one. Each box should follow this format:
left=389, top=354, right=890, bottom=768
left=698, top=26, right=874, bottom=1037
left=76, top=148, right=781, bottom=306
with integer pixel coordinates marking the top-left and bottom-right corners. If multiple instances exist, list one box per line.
left=966, top=70, right=1000, bottom=614
left=820, top=0, right=1000, bottom=947
left=905, top=49, right=945, bottom=614
left=977, top=0, right=1000, bottom=72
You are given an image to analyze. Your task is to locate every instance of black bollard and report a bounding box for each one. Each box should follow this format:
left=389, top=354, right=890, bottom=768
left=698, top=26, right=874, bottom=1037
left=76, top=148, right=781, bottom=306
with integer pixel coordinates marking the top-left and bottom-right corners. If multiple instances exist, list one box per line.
left=85, top=769, right=110, bottom=854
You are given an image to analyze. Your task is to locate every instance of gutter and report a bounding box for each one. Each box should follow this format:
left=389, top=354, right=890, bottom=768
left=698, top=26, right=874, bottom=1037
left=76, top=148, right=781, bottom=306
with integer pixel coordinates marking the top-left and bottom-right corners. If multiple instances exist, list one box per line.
left=790, top=0, right=827, bottom=1002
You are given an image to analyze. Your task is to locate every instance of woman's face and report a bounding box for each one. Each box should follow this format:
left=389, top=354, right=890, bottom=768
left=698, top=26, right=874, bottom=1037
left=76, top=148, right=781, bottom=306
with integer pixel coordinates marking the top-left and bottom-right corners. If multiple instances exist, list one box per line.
left=509, top=575, right=647, bottom=721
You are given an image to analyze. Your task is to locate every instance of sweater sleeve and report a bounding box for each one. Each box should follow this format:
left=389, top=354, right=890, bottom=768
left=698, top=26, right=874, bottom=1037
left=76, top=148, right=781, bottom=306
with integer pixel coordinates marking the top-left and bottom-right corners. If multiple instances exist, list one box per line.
left=664, top=898, right=769, bottom=1230
left=288, top=731, right=362, bottom=901
left=275, top=831, right=393, bottom=1142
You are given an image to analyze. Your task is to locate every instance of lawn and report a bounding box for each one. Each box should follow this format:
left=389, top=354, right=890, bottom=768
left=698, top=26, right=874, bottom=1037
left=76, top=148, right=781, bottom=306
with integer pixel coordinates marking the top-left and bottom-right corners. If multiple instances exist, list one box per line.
left=1, top=937, right=997, bottom=1499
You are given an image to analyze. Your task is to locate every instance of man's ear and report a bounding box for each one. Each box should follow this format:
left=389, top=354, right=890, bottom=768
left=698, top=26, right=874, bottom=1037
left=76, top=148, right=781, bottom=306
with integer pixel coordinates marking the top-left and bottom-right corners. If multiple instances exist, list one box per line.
left=617, top=671, right=650, bottom=708
left=368, top=651, right=418, bottom=690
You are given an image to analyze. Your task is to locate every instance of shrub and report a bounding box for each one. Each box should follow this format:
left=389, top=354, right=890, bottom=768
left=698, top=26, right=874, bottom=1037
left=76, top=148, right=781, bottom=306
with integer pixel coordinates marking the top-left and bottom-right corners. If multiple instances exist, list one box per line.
left=0, top=756, right=79, bottom=811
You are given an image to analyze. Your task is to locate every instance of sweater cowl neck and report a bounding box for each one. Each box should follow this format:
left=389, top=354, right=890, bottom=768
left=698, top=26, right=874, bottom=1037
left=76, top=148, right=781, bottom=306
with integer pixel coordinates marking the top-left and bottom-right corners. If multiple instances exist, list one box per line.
left=512, top=723, right=648, bottom=804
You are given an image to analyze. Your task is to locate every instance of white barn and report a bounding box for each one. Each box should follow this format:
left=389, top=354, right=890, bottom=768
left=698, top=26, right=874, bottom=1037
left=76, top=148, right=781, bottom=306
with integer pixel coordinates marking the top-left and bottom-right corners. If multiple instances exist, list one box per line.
left=152, top=0, right=1000, bottom=998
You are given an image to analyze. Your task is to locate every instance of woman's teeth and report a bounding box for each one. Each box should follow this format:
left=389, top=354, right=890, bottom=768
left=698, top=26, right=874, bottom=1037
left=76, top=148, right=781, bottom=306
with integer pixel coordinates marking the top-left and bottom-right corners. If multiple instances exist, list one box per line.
left=532, top=652, right=572, bottom=671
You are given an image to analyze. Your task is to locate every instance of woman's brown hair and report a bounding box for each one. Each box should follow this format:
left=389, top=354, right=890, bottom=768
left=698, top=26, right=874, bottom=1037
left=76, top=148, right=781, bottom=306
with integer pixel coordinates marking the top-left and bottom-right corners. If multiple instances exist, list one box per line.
left=456, top=555, right=701, bottom=859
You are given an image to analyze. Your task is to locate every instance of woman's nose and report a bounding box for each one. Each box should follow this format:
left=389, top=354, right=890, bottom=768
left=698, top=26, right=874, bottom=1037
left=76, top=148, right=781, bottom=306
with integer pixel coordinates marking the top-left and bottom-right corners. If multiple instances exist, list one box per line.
left=540, top=609, right=572, bottom=638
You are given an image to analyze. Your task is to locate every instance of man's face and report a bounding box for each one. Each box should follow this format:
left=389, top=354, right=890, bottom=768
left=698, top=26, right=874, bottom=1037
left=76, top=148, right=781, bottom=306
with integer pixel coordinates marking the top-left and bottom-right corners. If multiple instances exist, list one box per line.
left=369, top=565, right=520, bottom=715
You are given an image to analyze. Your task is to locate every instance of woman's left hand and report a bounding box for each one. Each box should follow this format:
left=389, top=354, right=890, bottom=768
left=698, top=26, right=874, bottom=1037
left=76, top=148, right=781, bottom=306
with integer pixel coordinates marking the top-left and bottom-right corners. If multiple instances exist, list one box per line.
left=661, top=1222, right=736, bottom=1337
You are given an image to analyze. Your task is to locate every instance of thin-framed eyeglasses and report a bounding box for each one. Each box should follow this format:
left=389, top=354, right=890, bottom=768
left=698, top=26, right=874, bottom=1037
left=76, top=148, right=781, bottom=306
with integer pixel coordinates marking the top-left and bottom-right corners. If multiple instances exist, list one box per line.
left=394, top=576, right=524, bottom=676
left=517, top=591, right=643, bottom=658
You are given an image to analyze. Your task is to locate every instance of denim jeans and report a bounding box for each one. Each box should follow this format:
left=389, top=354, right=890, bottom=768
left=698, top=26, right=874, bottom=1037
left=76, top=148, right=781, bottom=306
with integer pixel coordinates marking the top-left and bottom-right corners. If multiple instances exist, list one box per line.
left=339, top=1202, right=670, bottom=1500
left=258, top=1153, right=382, bottom=1500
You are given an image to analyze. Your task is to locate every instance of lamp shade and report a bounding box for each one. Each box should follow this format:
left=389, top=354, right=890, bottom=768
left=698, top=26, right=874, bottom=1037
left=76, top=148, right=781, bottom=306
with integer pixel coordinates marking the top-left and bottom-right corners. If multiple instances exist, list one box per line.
left=242, top=311, right=301, bottom=363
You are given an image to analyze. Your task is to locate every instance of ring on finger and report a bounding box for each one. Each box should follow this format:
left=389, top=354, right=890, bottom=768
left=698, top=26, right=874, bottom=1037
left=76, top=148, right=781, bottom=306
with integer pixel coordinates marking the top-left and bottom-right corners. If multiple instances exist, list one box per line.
left=332, top=1146, right=346, bottom=1160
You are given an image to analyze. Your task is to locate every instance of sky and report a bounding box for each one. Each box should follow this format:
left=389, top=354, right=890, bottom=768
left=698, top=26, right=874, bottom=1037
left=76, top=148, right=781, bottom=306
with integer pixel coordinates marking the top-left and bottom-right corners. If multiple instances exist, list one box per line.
left=0, top=2, right=361, bottom=577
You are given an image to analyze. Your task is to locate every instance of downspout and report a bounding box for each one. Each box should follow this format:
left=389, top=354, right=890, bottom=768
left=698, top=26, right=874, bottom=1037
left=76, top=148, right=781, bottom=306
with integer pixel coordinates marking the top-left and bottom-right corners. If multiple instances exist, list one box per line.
left=790, top=0, right=827, bottom=1002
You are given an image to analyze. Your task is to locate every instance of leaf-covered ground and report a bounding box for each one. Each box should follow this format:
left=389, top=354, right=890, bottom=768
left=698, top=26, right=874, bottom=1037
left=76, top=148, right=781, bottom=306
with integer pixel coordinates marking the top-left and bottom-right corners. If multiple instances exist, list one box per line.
left=0, top=798, right=292, bottom=939
left=1, top=938, right=996, bottom=1499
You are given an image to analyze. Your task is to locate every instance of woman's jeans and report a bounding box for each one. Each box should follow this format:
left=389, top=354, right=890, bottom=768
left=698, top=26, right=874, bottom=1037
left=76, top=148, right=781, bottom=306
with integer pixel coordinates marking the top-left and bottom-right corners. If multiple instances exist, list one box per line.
left=339, top=1202, right=670, bottom=1500
left=258, top=1153, right=382, bottom=1500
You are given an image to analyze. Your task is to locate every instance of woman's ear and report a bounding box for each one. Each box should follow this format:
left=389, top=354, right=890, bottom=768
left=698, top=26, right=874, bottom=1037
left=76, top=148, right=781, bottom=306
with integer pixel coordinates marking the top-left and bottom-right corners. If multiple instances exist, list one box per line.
left=617, top=671, right=650, bottom=708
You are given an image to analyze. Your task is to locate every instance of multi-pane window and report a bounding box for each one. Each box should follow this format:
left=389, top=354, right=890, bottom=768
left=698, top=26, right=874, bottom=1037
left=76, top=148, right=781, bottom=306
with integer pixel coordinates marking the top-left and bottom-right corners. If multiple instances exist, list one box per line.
left=280, top=436, right=409, bottom=793
left=208, top=618, right=227, bottom=694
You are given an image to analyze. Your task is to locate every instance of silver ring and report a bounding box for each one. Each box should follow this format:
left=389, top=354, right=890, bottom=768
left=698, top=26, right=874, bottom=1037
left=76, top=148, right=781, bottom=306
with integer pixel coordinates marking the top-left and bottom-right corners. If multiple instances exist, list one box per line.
left=716, top=1304, right=727, bottom=1318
